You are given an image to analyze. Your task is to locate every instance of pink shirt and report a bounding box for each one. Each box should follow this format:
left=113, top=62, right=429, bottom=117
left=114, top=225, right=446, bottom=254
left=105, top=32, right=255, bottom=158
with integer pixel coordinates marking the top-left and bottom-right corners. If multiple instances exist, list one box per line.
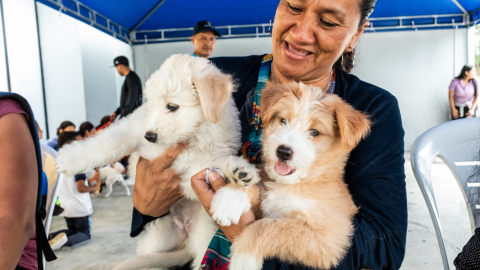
left=449, top=78, right=477, bottom=103
left=0, top=99, right=37, bottom=270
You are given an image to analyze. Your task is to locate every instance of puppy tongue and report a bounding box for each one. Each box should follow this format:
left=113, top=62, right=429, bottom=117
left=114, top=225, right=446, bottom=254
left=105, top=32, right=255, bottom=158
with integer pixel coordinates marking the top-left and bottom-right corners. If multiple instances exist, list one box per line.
left=275, top=161, right=293, bottom=176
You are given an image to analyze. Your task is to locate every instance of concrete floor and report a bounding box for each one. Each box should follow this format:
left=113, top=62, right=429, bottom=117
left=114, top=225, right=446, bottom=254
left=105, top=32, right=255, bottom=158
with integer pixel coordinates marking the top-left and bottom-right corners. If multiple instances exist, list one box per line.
left=46, top=153, right=474, bottom=270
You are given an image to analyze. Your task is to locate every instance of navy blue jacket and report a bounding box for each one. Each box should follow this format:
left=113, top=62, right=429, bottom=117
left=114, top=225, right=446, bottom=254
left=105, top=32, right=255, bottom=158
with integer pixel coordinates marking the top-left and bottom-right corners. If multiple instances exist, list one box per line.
left=131, top=55, right=407, bottom=270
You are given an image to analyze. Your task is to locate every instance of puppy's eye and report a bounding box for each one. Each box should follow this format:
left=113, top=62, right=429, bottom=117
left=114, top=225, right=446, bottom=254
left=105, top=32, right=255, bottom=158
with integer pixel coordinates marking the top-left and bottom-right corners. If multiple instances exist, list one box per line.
left=310, top=129, right=320, bottom=137
left=167, top=104, right=179, bottom=112
left=280, top=118, right=287, bottom=125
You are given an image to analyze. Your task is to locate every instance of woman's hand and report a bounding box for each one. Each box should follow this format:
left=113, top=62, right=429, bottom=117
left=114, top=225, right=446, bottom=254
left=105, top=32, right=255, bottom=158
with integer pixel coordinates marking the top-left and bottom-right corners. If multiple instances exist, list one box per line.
left=452, top=108, right=460, bottom=119
left=133, top=143, right=186, bottom=217
left=191, top=169, right=255, bottom=242
left=467, top=109, right=475, bottom=117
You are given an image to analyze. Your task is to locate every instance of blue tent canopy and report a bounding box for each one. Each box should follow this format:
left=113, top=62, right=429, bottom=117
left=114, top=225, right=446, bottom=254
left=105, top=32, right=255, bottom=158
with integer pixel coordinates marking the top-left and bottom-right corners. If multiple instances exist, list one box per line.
left=38, top=0, right=480, bottom=43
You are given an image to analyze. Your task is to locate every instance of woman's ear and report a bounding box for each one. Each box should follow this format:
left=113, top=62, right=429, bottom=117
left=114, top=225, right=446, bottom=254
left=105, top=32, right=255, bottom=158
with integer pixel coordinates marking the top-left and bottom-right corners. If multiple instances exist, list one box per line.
left=192, top=71, right=234, bottom=124
left=348, top=20, right=369, bottom=50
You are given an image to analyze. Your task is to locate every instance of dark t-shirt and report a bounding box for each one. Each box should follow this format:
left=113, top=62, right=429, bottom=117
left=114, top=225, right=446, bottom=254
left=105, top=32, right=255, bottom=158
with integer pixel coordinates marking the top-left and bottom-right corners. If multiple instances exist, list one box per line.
left=115, top=70, right=143, bottom=118
left=131, top=55, right=407, bottom=270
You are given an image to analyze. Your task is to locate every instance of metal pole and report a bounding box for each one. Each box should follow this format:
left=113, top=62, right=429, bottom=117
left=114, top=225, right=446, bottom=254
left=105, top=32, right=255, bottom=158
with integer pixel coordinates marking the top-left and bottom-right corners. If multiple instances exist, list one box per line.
left=144, top=35, right=148, bottom=81
left=34, top=1, right=50, bottom=138
left=0, top=0, right=11, bottom=93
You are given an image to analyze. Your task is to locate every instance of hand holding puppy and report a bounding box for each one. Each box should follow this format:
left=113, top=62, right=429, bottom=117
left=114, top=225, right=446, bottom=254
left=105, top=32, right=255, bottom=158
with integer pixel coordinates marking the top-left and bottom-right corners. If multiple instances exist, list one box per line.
left=191, top=169, right=255, bottom=242
left=133, top=143, right=186, bottom=217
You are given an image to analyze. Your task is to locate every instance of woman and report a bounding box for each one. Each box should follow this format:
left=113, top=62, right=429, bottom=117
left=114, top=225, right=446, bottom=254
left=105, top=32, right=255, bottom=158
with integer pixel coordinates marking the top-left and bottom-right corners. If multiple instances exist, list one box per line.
left=79, top=121, right=95, bottom=139
left=131, top=0, right=407, bottom=269
left=46, top=121, right=76, bottom=150
left=449, top=65, right=478, bottom=120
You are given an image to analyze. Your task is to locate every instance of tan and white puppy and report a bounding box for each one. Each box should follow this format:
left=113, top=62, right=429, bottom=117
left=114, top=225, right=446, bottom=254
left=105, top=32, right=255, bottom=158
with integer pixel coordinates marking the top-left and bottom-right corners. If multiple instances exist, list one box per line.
left=228, top=82, right=371, bottom=270
left=55, top=54, right=258, bottom=270
left=86, top=162, right=130, bottom=197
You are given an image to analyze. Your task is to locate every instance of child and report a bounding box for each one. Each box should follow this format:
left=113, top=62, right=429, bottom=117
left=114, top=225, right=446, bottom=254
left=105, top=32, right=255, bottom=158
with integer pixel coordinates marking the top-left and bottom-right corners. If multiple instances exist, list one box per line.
left=48, top=131, right=98, bottom=250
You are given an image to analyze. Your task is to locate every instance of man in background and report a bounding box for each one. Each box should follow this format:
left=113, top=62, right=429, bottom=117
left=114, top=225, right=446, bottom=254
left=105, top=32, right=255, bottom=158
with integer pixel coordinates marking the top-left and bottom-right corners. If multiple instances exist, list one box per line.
left=110, top=56, right=142, bottom=121
left=191, top=20, right=221, bottom=59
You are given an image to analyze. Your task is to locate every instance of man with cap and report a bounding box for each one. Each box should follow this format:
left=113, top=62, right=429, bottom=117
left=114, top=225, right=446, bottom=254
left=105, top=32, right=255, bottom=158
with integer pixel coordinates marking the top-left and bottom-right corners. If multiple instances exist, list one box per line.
left=191, top=20, right=221, bottom=58
left=110, top=56, right=143, bottom=121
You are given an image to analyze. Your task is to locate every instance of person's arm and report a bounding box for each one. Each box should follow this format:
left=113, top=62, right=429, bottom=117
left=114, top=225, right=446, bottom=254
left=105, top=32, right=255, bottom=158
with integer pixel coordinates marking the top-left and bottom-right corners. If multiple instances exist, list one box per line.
left=468, top=81, right=478, bottom=116
left=0, top=113, right=38, bottom=269
left=130, top=144, right=186, bottom=237
left=449, top=91, right=459, bottom=119
left=74, top=175, right=98, bottom=193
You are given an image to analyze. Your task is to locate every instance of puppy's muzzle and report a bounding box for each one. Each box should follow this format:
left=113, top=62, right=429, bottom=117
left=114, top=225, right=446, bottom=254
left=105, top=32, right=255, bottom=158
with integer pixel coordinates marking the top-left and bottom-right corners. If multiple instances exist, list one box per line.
left=276, top=145, right=293, bottom=161
left=144, top=132, right=157, bottom=143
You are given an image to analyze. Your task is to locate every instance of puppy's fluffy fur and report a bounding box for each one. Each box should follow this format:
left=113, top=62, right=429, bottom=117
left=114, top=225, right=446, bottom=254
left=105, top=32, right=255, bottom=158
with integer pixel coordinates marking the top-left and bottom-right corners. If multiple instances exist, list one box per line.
left=228, top=82, right=371, bottom=270
left=56, top=54, right=259, bottom=269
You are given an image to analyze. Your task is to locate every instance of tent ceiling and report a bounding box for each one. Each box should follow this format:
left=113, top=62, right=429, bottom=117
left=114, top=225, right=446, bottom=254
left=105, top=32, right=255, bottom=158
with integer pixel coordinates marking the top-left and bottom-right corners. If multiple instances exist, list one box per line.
left=75, top=0, right=480, bottom=31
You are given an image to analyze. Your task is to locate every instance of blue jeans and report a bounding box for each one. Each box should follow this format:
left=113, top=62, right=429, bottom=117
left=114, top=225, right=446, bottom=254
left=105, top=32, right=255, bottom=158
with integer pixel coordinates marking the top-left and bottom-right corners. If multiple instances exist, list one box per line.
left=50, top=215, right=91, bottom=246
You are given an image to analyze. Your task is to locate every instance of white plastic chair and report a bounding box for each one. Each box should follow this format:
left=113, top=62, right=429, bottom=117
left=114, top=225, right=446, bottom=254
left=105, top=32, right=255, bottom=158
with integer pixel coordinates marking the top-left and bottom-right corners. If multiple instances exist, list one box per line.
left=40, top=143, right=64, bottom=235
left=411, top=118, right=480, bottom=270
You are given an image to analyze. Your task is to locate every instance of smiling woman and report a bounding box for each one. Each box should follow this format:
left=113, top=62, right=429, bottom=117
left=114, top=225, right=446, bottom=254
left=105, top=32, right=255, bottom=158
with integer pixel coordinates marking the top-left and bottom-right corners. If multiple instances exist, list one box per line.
left=131, top=0, right=407, bottom=269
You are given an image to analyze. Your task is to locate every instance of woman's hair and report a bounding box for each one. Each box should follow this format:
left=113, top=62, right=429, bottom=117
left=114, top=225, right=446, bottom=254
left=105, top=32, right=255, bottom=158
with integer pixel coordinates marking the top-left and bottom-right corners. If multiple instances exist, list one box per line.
left=96, top=115, right=111, bottom=129
left=79, top=121, right=94, bottom=137
left=57, top=131, right=80, bottom=149
left=456, top=65, right=474, bottom=80
left=57, top=121, right=75, bottom=136
left=334, top=0, right=377, bottom=73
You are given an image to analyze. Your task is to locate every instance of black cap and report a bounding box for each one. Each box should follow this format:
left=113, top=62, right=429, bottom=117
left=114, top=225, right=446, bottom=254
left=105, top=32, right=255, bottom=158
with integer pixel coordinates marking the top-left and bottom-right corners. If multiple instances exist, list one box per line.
left=193, top=20, right=221, bottom=37
left=113, top=56, right=129, bottom=67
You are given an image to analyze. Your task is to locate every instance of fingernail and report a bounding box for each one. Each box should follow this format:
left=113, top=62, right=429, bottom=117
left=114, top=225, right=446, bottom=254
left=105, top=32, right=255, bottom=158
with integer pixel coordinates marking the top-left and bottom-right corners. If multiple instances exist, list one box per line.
left=209, top=172, right=218, bottom=183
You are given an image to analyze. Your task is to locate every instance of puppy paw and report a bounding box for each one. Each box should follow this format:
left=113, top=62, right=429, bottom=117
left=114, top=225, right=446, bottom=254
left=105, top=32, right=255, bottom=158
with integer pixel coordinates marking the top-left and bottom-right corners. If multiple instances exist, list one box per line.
left=210, top=187, right=251, bottom=226
left=229, top=253, right=262, bottom=270
left=221, top=156, right=260, bottom=187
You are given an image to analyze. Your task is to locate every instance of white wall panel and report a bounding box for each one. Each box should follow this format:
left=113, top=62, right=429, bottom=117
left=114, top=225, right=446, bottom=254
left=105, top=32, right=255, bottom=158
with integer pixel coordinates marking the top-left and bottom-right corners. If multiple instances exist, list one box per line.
left=37, top=2, right=86, bottom=137
left=0, top=5, right=8, bottom=94
left=3, top=0, right=46, bottom=138
left=353, top=29, right=468, bottom=150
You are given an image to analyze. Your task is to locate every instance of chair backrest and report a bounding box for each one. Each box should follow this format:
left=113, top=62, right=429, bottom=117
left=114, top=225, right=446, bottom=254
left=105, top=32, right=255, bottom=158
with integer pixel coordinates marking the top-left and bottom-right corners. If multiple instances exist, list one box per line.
left=40, top=143, right=63, bottom=234
left=411, top=117, right=480, bottom=270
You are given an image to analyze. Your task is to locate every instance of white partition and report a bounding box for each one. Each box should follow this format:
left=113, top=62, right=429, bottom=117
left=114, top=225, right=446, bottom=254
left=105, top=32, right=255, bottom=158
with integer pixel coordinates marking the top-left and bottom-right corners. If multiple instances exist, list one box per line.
left=36, top=3, right=86, bottom=137
left=3, top=0, right=46, bottom=137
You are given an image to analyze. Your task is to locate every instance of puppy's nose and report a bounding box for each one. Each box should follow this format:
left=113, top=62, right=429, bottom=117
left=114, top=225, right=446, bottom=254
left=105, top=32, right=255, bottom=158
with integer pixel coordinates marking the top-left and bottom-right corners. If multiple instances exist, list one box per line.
left=276, top=145, right=293, bottom=161
left=144, top=132, right=157, bottom=143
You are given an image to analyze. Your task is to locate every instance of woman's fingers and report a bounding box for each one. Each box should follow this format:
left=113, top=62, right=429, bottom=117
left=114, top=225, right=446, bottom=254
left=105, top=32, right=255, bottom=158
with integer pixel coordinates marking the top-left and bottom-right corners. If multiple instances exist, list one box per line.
left=208, top=171, right=226, bottom=191
left=152, top=142, right=188, bottom=171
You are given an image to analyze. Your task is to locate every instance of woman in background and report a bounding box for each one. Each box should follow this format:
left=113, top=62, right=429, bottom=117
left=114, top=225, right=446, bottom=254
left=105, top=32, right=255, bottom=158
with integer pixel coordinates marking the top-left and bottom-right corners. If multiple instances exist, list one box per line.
left=449, top=65, right=478, bottom=120
left=46, top=121, right=76, bottom=150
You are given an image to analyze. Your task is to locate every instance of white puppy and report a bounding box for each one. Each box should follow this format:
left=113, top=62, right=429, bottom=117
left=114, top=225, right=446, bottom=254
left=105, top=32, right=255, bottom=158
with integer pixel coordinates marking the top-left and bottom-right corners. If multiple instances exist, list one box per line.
left=86, top=162, right=130, bottom=197
left=55, top=54, right=259, bottom=270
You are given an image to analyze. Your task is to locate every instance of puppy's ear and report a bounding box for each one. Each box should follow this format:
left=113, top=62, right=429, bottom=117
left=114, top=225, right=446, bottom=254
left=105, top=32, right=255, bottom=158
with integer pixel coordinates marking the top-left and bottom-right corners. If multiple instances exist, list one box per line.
left=329, top=95, right=371, bottom=151
left=192, top=71, right=234, bottom=124
left=260, top=81, right=284, bottom=124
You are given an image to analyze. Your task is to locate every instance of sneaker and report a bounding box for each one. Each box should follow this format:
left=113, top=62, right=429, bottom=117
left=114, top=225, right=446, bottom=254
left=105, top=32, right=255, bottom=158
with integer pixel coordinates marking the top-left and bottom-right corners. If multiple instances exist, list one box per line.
left=49, top=233, right=68, bottom=250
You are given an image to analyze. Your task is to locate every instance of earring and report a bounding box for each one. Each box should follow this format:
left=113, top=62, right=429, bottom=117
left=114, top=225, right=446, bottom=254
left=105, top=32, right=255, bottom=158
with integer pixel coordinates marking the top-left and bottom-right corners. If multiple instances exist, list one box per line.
left=341, top=54, right=344, bottom=70
left=269, top=19, right=273, bottom=33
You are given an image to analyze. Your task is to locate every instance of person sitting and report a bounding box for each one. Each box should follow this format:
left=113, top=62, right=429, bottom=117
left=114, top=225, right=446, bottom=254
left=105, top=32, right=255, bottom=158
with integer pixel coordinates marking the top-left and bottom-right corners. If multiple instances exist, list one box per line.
left=79, top=121, right=95, bottom=139
left=48, top=131, right=97, bottom=250
left=449, top=65, right=478, bottom=120
left=46, top=121, right=76, bottom=151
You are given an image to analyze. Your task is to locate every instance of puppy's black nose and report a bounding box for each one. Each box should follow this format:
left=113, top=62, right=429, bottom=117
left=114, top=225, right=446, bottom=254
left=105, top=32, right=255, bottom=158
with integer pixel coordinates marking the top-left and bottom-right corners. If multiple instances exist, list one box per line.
left=144, top=132, right=157, bottom=143
left=276, top=145, right=293, bottom=161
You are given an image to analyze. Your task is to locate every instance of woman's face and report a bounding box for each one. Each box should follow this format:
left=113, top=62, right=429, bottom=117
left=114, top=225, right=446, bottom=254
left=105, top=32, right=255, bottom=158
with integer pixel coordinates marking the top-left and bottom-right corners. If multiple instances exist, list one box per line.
left=467, top=68, right=476, bottom=79
left=272, top=0, right=368, bottom=81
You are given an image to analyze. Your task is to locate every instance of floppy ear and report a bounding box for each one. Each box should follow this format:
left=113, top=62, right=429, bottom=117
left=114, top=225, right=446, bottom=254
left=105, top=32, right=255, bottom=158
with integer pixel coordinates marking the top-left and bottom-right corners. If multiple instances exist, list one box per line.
left=260, top=81, right=284, bottom=124
left=192, top=71, right=234, bottom=124
left=330, top=96, right=371, bottom=151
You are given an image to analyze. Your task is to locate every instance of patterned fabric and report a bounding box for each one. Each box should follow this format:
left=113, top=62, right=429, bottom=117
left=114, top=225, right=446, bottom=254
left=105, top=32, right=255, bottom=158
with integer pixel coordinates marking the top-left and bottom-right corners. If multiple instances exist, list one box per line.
left=454, top=227, right=480, bottom=269
left=200, top=57, right=337, bottom=270
left=241, top=54, right=273, bottom=163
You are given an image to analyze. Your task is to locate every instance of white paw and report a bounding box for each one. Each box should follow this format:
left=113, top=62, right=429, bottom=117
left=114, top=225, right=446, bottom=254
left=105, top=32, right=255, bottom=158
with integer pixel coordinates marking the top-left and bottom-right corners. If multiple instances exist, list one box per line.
left=221, top=156, right=260, bottom=187
left=210, top=187, right=251, bottom=226
left=229, top=253, right=262, bottom=270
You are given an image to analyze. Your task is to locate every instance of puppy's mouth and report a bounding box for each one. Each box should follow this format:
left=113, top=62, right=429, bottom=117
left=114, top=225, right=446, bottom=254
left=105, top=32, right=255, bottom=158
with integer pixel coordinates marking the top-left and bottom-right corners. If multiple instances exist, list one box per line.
left=275, top=161, right=296, bottom=176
